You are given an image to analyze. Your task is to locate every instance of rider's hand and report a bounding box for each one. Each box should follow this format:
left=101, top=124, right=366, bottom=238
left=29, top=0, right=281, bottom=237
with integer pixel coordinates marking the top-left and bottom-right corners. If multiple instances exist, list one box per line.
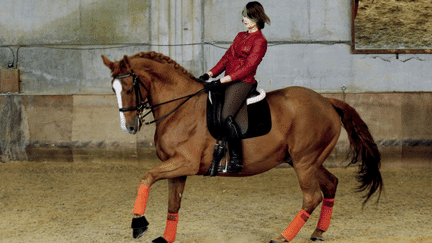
left=220, top=75, right=232, bottom=83
left=204, top=79, right=222, bottom=92
left=198, top=73, right=210, bottom=83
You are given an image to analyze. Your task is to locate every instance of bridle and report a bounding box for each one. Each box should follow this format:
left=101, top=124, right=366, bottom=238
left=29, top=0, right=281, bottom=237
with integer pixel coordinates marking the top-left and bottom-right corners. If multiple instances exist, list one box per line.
left=114, top=69, right=205, bottom=126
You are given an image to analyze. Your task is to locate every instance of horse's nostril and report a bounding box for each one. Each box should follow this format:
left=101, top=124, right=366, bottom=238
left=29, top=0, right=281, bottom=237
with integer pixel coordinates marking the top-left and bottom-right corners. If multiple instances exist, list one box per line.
left=128, top=127, right=136, bottom=134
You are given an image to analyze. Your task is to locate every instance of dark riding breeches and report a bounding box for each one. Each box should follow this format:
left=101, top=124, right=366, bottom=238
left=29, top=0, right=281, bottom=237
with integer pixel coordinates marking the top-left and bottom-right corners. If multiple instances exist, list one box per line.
left=222, top=81, right=254, bottom=135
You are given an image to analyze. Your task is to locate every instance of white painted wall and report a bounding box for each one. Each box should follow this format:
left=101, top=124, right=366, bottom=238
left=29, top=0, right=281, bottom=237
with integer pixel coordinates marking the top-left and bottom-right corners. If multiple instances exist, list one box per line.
left=0, top=0, right=431, bottom=94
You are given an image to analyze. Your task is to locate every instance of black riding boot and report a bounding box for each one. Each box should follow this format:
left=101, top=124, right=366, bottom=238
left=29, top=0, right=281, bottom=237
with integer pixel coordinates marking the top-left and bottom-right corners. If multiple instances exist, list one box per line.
left=225, top=116, right=243, bottom=173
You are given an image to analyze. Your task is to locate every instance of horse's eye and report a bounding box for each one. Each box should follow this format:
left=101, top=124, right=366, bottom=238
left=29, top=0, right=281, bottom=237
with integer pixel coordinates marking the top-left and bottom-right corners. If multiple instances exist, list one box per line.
left=126, top=87, right=134, bottom=94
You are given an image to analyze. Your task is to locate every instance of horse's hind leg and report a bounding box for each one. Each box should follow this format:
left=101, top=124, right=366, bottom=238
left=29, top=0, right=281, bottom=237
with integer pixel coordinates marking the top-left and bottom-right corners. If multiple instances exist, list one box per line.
left=271, top=157, right=324, bottom=242
left=271, top=131, right=340, bottom=242
left=310, top=166, right=338, bottom=241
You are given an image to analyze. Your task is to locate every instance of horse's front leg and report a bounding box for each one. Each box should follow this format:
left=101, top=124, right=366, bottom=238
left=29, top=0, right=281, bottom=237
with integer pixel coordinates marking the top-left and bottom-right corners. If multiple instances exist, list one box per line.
left=131, top=155, right=199, bottom=240
left=152, top=176, right=187, bottom=243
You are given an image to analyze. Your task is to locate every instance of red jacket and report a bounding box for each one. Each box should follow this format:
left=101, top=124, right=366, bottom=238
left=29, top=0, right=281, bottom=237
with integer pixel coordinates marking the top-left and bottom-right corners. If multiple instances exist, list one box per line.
left=210, top=30, right=267, bottom=84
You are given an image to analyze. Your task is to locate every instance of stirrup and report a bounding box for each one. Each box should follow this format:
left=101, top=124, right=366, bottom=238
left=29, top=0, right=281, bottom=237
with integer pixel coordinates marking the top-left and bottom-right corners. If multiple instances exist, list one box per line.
left=204, top=141, right=227, bottom=177
left=226, top=160, right=242, bottom=173
left=218, top=156, right=242, bottom=173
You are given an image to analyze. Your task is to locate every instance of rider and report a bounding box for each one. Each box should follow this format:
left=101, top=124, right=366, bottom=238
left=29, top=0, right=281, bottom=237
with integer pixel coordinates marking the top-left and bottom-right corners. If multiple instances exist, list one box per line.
left=199, top=1, right=270, bottom=173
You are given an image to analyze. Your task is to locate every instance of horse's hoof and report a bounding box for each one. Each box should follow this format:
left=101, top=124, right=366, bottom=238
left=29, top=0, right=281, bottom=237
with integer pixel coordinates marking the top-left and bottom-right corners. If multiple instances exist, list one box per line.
left=152, top=236, right=168, bottom=243
left=270, top=236, right=289, bottom=242
left=310, top=237, right=325, bottom=241
left=132, top=227, right=147, bottom=239
left=131, top=216, right=149, bottom=239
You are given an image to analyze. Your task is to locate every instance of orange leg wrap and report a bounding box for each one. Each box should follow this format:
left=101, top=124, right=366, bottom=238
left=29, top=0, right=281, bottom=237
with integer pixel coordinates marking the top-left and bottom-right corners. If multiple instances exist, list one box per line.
left=133, top=184, right=150, bottom=215
left=163, top=213, right=179, bottom=243
left=281, top=209, right=310, bottom=242
left=317, top=198, right=334, bottom=231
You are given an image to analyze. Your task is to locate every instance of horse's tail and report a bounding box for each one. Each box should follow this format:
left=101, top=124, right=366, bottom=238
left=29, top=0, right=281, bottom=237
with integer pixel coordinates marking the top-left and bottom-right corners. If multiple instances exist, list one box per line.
left=327, top=98, right=383, bottom=206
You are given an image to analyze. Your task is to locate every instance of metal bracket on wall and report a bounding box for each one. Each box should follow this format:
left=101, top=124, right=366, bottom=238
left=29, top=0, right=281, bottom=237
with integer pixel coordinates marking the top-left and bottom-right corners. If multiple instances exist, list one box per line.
left=6, top=47, right=18, bottom=69
left=341, top=84, right=347, bottom=102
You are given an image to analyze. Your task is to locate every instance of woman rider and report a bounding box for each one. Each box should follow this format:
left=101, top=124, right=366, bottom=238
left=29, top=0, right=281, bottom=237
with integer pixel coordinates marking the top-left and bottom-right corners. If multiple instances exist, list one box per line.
left=199, top=1, right=270, bottom=173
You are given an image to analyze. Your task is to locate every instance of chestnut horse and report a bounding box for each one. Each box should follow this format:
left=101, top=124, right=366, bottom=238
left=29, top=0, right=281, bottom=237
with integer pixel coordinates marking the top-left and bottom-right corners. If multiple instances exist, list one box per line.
left=101, top=51, right=382, bottom=243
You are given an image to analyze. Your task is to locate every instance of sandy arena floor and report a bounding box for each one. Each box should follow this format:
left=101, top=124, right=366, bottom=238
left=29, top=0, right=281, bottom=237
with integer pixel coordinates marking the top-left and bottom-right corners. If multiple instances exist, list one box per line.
left=1, top=153, right=432, bottom=243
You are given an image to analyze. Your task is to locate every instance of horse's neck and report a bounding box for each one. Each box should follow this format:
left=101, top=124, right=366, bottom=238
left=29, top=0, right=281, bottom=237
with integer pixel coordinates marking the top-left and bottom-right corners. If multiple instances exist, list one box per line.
left=150, top=71, right=199, bottom=102
left=140, top=60, right=203, bottom=119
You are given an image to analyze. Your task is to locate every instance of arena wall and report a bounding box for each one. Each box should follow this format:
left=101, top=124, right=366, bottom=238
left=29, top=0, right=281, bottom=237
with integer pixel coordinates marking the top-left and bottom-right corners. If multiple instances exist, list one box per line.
left=0, top=0, right=431, bottom=166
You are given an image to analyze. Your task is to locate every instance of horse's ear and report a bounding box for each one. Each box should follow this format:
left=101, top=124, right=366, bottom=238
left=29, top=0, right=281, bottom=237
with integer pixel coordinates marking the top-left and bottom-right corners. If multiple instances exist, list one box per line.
left=101, top=55, right=114, bottom=70
left=123, top=55, right=131, bottom=69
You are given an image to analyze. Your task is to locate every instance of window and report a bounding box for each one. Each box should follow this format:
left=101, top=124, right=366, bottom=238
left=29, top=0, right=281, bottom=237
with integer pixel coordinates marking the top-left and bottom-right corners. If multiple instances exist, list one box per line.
left=352, top=0, right=432, bottom=54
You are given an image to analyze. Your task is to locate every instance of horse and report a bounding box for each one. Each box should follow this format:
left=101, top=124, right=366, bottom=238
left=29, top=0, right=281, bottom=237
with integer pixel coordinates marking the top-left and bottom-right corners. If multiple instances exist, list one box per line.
left=101, top=51, right=383, bottom=243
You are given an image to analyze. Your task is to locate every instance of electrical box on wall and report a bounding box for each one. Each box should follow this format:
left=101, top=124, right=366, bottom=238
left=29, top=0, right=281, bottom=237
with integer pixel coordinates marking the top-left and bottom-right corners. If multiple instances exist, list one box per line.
left=0, top=69, right=20, bottom=93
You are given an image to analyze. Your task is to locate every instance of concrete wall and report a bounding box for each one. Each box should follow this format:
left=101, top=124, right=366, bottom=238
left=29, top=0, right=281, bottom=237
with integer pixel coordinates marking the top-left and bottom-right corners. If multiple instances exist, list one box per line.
left=0, top=0, right=151, bottom=45
left=1, top=0, right=431, bottom=165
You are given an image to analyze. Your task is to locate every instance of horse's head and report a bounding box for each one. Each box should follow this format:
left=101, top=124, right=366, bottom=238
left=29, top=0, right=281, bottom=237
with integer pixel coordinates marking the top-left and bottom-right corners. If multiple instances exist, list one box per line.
left=102, top=52, right=204, bottom=134
left=102, top=55, right=150, bottom=134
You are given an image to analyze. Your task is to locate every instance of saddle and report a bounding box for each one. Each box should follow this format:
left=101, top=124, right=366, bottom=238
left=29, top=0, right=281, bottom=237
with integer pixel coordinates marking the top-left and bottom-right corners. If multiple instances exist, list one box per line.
left=205, top=83, right=272, bottom=176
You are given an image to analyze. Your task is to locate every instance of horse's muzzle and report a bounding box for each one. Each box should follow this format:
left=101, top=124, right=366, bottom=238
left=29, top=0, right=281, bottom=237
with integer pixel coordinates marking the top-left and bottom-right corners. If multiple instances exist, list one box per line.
left=127, top=115, right=141, bottom=134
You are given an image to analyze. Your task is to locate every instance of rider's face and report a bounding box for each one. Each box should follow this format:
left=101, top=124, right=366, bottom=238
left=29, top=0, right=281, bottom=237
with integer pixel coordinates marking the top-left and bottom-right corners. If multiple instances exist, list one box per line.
left=242, top=16, right=257, bottom=30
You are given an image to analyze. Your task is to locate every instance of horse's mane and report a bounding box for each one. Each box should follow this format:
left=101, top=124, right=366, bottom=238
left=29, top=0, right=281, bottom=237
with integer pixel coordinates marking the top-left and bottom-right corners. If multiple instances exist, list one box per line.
left=126, top=51, right=198, bottom=81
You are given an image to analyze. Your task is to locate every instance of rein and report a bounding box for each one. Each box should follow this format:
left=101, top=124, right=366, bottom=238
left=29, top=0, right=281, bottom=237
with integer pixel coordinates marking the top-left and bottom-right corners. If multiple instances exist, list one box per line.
left=115, top=70, right=205, bottom=125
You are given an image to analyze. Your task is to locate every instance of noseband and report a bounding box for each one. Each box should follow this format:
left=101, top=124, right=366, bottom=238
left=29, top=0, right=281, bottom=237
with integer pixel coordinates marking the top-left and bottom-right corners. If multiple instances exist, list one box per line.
left=115, top=69, right=205, bottom=125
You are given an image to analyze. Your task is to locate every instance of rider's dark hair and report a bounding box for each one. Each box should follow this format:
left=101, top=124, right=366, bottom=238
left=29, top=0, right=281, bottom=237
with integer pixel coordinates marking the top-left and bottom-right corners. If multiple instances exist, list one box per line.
left=242, top=1, right=271, bottom=30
